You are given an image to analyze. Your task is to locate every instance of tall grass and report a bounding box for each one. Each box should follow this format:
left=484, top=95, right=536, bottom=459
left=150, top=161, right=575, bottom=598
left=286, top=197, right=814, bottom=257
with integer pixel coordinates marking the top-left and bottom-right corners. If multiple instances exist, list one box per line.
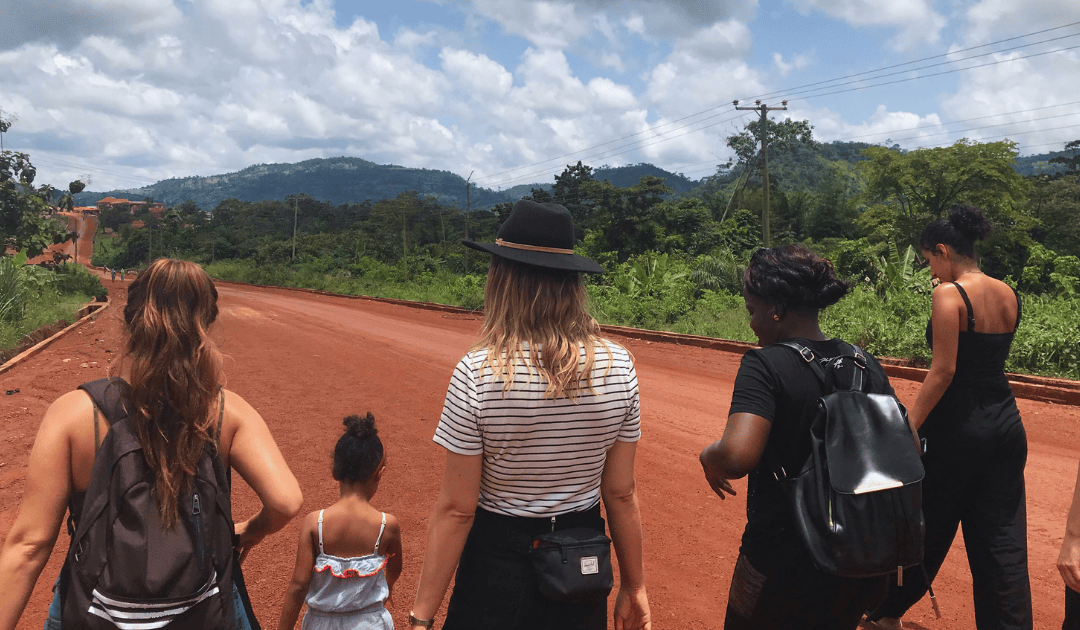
left=0, top=261, right=106, bottom=352
left=203, top=257, right=1080, bottom=380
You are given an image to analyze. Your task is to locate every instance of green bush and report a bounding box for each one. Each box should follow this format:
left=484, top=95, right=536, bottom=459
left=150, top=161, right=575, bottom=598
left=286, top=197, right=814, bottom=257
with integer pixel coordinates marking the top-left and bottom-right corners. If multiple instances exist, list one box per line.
left=53, top=263, right=108, bottom=300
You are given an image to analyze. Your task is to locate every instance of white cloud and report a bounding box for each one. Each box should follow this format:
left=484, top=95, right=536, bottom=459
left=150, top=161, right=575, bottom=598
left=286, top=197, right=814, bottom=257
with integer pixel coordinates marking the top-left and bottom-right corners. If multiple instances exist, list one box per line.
left=964, top=0, right=1080, bottom=45
left=788, top=0, right=946, bottom=49
left=0, top=0, right=182, bottom=49
left=810, top=104, right=946, bottom=148
left=440, top=48, right=513, bottom=97
left=772, top=52, right=811, bottom=77
left=938, top=50, right=1080, bottom=154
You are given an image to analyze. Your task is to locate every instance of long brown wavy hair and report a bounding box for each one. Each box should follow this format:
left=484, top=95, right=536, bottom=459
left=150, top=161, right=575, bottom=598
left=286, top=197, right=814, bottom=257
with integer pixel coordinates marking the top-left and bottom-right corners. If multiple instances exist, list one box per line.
left=475, top=256, right=610, bottom=399
left=121, top=259, right=222, bottom=529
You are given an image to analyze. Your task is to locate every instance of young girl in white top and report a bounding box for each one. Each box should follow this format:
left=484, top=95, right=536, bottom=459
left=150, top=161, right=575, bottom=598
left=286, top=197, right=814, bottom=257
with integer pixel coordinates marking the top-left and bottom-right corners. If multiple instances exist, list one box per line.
left=279, top=413, right=402, bottom=630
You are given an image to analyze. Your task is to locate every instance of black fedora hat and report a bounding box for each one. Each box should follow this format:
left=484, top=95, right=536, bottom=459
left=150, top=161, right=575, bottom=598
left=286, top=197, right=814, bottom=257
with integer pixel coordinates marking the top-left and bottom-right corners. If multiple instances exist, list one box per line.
left=463, top=199, right=604, bottom=274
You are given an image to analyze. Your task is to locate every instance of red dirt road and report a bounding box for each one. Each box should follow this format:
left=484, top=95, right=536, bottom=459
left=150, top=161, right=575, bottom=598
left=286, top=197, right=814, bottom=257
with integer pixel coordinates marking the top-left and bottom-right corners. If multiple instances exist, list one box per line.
left=3, top=279, right=1080, bottom=629
left=25, top=212, right=97, bottom=266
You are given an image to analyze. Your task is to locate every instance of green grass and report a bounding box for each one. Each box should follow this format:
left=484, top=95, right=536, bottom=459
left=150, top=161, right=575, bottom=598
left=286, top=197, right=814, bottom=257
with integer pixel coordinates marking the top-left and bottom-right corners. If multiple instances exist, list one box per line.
left=0, top=291, right=97, bottom=351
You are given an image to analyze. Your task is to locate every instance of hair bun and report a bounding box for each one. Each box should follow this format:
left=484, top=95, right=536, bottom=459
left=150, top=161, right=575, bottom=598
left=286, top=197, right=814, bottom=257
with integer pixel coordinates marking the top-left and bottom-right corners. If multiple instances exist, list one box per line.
left=948, top=205, right=991, bottom=242
left=343, top=412, right=377, bottom=440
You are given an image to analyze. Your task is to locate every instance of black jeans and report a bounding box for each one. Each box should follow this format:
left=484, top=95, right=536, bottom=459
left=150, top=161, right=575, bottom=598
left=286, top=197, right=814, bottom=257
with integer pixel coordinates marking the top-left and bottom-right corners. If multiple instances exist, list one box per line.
left=1065, top=587, right=1080, bottom=630
left=723, top=552, right=887, bottom=630
left=868, top=397, right=1032, bottom=629
left=443, top=505, right=608, bottom=630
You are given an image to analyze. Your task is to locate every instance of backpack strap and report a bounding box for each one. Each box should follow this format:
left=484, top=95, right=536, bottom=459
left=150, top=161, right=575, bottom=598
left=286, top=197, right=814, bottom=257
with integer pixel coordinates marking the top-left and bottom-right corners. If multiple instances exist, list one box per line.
left=78, top=378, right=131, bottom=427
left=778, top=341, right=869, bottom=392
left=778, top=341, right=829, bottom=386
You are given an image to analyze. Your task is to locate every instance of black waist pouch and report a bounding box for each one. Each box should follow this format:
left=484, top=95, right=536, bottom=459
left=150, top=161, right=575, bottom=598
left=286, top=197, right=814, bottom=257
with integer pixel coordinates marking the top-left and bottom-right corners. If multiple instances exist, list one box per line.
left=530, top=528, right=614, bottom=603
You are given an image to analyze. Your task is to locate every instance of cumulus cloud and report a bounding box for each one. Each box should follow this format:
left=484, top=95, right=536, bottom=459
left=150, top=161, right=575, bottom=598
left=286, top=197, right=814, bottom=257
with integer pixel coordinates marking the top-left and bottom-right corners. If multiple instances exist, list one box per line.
left=772, top=52, right=811, bottom=77
left=964, top=0, right=1080, bottom=45
left=938, top=50, right=1080, bottom=154
left=809, top=104, right=946, bottom=148
left=466, top=0, right=756, bottom=47
left=0, top=0, right=182, bottom=49
left=788, top=0, right=946, bottom=50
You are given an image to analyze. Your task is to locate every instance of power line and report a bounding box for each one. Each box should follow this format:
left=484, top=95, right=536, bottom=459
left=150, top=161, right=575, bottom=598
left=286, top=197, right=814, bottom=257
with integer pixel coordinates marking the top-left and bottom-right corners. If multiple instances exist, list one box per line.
left=472, top=21, right=1080, bottom=184
left=482, top=39, right=1080, bottom=191
left=746, top=30, right=1080, bottom=105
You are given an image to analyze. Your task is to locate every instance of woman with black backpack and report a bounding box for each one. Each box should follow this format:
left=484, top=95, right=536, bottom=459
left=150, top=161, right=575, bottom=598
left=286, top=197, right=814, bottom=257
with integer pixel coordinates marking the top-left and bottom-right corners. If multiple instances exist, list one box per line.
left=699, top=245, right=900, bottom=629
left=0, top=258, right=304, bottom=630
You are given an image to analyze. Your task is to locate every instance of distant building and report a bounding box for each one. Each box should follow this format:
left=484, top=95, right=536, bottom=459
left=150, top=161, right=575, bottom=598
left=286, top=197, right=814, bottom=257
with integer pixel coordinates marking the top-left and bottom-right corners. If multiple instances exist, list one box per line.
left=96, top=197, right=165, bottom=216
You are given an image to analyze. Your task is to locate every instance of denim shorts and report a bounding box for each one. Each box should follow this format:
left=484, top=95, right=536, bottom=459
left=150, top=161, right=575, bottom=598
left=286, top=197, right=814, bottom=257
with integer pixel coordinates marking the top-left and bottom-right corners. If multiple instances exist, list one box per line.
left=45, top=577, right=252, bottom=630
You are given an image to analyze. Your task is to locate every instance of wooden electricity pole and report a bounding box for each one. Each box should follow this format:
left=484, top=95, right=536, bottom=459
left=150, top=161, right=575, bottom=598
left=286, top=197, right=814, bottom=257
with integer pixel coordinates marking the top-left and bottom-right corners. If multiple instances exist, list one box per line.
left=464, top=171, right=473, bottom=271
left=291, top=197, right=298, bottom=261
left=734, top=100, right=787, bottom=247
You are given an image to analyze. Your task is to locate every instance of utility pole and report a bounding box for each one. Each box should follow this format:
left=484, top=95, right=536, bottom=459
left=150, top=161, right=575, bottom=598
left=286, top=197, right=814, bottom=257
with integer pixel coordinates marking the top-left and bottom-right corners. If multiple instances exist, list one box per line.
left=734, top=99, right=787, bottom=247
left=291, top=197, right=298, bottom=261
left=464, top=171, right=473, bottom=271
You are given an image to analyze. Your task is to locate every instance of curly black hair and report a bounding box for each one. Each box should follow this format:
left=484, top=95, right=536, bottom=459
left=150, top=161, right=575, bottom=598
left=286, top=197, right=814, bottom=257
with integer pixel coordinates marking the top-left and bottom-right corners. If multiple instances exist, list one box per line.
left=919, top=204, right=992, bottom=259
left=332, top=413, right=384, bottom=483
left=743, top=244, right=848, bottom=314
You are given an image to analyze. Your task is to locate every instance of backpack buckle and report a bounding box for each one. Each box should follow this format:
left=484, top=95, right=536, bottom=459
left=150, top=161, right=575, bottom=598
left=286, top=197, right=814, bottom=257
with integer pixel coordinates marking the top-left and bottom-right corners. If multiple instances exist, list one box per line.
left=795, top=346, right=814, bottom=362
left=772, top=466, right=787, bottom=481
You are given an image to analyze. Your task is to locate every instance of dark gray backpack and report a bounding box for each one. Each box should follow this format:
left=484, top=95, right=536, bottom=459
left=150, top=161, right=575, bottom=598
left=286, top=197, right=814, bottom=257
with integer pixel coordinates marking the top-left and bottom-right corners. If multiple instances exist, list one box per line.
left=60, top=378, right=247, bottom=630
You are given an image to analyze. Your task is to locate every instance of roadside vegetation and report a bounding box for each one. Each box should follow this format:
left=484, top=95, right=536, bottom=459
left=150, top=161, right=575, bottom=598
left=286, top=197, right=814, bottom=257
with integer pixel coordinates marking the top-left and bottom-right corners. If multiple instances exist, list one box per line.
left=0, top=252, right=107, bottom=352
left=7, top=108, right=1080, bottom=379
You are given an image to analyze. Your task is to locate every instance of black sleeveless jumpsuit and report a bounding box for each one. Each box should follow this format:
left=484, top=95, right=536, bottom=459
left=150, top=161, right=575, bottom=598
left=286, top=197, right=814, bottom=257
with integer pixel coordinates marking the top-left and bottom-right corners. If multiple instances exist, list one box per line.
left=870, top=282, right=1032, bottom=629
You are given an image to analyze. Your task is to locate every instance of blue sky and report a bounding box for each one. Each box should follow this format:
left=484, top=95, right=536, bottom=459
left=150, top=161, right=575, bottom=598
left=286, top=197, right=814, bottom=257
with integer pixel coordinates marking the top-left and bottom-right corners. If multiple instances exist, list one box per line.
left=1, top=0, right=1078, bottom=193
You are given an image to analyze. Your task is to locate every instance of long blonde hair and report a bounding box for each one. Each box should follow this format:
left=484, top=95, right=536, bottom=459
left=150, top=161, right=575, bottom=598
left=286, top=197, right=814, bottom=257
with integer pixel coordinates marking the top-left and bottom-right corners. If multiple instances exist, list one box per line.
left=122, top=259, right=222, bottom=529
left=475, top=256, right=609, bottom=399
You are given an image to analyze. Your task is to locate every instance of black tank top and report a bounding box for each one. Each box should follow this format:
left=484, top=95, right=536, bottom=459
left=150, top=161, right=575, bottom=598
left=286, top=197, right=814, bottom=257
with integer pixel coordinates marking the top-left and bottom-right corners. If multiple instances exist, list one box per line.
left=925, top=282, right=1022, bottom=390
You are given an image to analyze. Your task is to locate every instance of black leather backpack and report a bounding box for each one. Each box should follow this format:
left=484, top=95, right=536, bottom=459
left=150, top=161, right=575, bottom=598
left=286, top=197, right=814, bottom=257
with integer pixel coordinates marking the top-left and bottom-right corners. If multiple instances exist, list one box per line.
left=769, top=341, right=925, bottom=582
left=59, top=377, right=252, bottom=629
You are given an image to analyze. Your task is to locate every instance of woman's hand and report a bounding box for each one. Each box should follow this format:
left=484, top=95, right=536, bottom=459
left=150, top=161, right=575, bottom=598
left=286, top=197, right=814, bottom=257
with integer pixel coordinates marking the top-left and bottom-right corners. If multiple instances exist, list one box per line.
left=614, top=585, right=651, bottom=630
left=233, top=515, right=268, bottom=564
left=701, top=462, right=737, bottom=500
left=1058, top=532, right=1080, bottom=593
left=699, top=412, right=771, bottom=501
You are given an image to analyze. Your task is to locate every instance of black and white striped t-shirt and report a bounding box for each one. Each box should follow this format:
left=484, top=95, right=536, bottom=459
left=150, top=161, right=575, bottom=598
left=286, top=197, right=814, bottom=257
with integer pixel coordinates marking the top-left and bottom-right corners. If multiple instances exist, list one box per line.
left=434, top=340, right=640, bottom=517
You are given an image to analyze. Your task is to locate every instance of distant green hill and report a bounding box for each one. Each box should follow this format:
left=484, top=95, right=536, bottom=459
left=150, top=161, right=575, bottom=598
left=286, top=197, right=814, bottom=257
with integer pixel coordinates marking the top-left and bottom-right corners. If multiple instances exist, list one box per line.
left=73, top=157, right=700, bottom=211
left=72, top=145, right=1075, bottom=211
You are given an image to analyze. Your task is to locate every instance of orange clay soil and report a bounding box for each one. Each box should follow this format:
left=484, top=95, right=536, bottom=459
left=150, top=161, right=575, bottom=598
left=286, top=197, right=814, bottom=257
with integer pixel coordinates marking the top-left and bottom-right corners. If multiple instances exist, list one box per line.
left=25, top=212, right=97, bottom=266
left=3, top=276, right=1079, bottom=630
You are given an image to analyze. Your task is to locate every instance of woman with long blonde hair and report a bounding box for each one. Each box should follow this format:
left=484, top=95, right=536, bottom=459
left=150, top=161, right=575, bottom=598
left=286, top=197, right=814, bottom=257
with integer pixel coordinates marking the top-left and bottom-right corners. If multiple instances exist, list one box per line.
left=0, top=259, right=303, bottom=630
left=407, top=200, right=651, bottom=630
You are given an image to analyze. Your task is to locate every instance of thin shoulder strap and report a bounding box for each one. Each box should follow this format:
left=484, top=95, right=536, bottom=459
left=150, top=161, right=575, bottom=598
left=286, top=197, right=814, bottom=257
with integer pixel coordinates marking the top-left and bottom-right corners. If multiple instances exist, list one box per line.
left=951, top=282, right=976, bottom=331
left=92, top=403, right=102, bottom=452
left=214, top=386, right=225, bottom=448
left=317, top=510, right=325, bottom=555
left=374, top=512, right=387, bottom=555
left=1012, top=286, right=1022, bottom=332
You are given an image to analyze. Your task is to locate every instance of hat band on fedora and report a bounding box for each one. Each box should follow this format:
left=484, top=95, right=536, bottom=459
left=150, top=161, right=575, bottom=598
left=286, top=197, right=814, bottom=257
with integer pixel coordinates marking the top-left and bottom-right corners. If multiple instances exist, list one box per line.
left=495, top=238, right=574, bottom=255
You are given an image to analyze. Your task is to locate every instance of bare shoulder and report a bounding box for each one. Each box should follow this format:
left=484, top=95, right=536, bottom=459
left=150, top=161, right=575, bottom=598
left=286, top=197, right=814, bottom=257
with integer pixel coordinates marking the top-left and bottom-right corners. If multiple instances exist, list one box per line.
left=299, top=509, right=320, bottom=534
left=381, top=512, right=402, bottom=541
left=930, top=281, right=966, bottom=307
left=220, top=388, right=266, bottom=427
left=41, top=389, right=95, bottom=433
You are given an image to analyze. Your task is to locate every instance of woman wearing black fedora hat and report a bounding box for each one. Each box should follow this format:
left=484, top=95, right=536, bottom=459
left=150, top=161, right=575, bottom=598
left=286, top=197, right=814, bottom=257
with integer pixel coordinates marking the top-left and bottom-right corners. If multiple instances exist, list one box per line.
left=407, top=200, right=651, bottom=630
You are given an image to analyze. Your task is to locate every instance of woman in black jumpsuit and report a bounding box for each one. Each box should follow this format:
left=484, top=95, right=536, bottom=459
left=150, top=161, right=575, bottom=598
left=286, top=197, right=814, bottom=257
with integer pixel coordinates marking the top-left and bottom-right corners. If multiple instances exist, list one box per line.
left=866, top=205, right=1032, bottom=630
